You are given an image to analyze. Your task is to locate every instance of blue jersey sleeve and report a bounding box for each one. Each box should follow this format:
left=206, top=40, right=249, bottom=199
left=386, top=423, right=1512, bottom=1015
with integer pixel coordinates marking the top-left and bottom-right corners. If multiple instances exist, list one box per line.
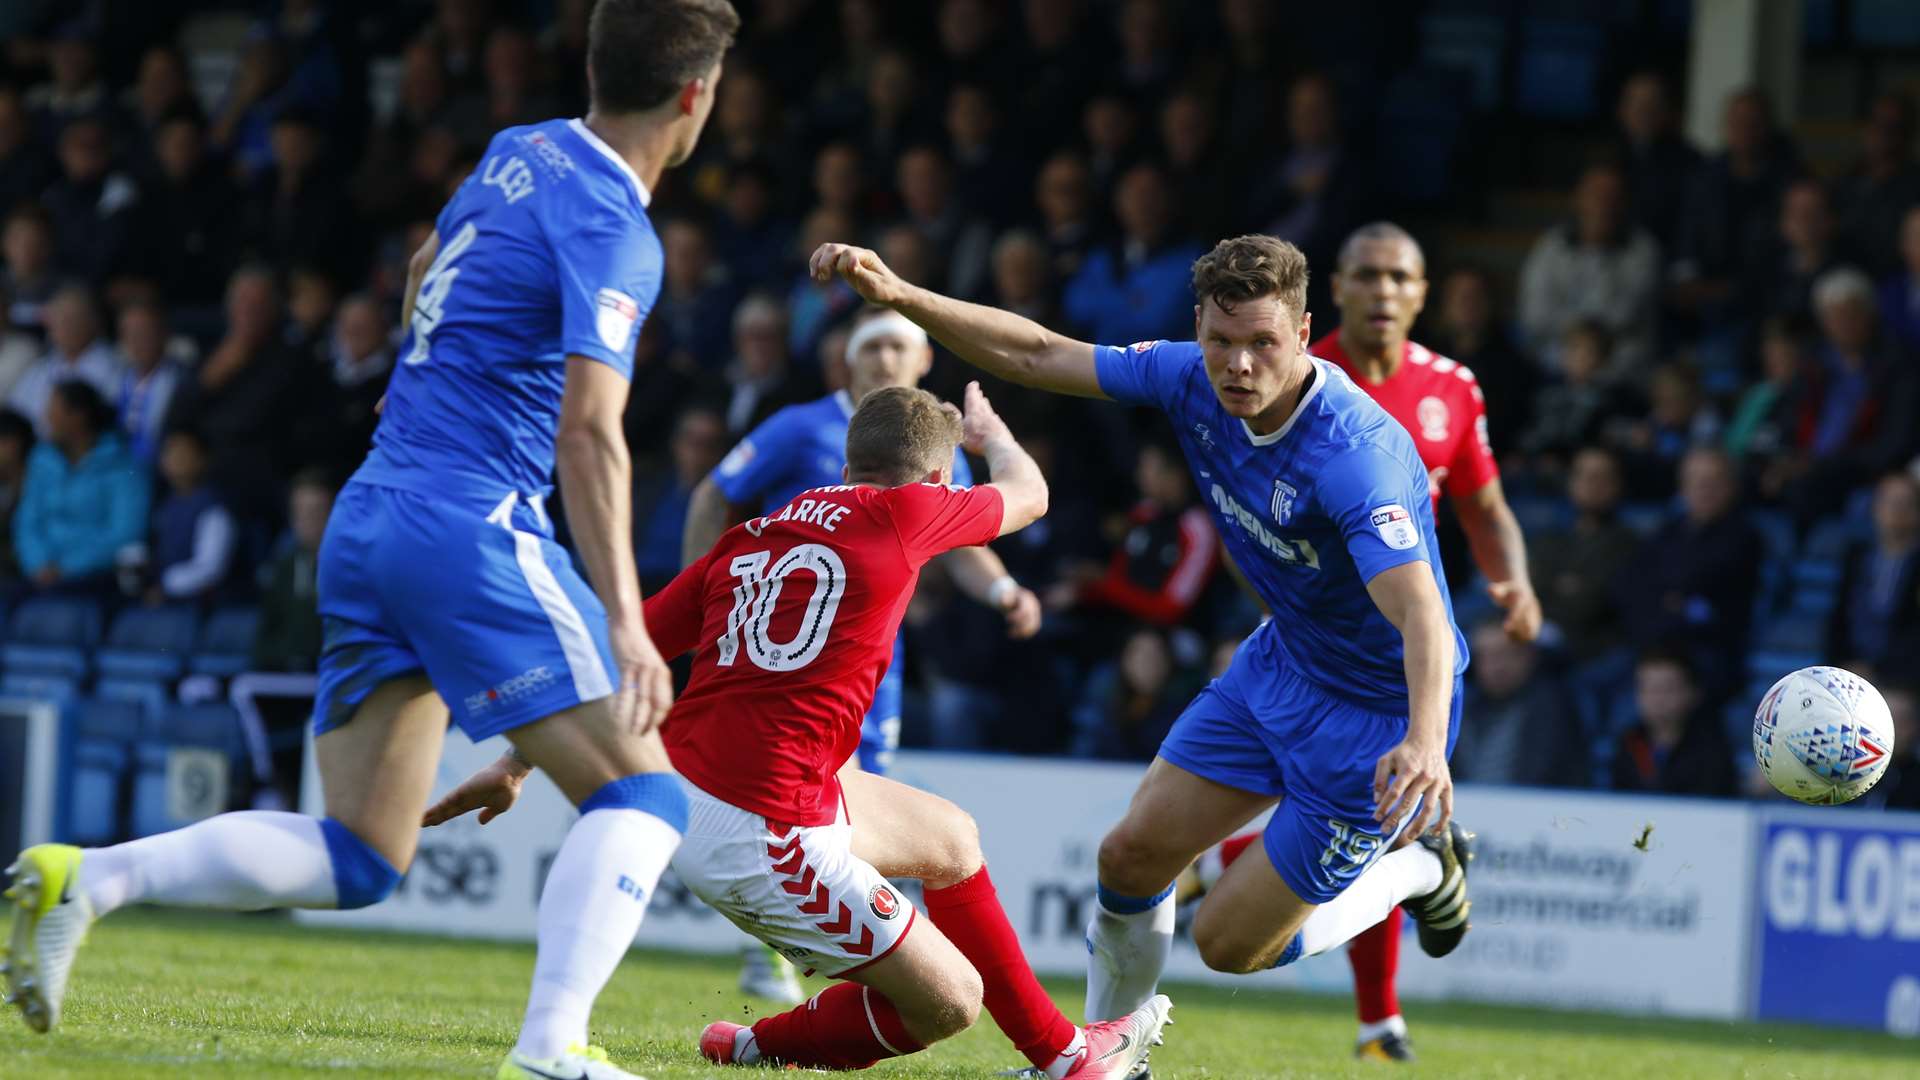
left=1093, top=340, right=1194, bottom=410
left=951, top=449, right=974, bottom=487
left=556, top=213, right=662, bottom=376
left=711, top=408, right=799, bottom=505
left=1319, top=444, right=1435, bottom=584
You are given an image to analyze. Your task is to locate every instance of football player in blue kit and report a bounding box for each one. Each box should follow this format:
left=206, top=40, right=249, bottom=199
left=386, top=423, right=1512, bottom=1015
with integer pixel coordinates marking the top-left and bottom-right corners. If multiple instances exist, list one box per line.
left=3, top=4, right=740, bottom=1077
left=809, top=233, right=1477, bottom=1030
left=681, top=304, right=1043, bottom=1005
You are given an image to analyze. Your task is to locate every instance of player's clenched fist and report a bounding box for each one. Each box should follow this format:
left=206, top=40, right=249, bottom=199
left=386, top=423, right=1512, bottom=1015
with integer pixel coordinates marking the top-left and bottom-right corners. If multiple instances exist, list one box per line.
left=809, top=243, right=909, bottom=306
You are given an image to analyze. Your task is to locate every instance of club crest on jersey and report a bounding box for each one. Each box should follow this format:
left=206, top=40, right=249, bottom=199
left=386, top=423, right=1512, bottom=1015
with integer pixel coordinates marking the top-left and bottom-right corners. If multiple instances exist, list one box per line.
left=1370, top=504, right=1419, bottom=550
left=868, top=884, right=901, bottom=921
left=595, top=287, right=639, bottom=351
left=1270, top=479, right=1298, bottom=526
left=1416, top=396, right=1451, bottom=441
left=1192, top=422, right=1214, bottom=448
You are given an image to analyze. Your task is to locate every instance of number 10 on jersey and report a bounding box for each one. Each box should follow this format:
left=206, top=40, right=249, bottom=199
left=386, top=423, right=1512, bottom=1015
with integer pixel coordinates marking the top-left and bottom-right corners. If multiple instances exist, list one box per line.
left=717, top=544, right=848, bottom=672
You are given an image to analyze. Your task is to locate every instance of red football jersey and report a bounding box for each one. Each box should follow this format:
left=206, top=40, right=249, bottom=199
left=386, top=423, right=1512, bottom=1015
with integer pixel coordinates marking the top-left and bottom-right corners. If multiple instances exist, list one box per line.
left=1313, top=333, right=1499, bottom=505
left=645, top=482, right=1004, bottom=825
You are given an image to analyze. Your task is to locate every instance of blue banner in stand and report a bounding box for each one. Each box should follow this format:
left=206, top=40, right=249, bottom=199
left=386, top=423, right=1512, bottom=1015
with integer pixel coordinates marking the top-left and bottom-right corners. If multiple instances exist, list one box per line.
left=1754, top=809, right=1920, bottom=1035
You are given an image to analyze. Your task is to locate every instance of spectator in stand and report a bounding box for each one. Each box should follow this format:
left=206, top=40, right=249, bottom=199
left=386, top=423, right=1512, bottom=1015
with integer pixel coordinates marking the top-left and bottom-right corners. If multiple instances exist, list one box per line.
left=1424, top=266, right=1534, bottom=455
left=1009, top=0, right=1097, bottom=161
left=786, top=207, right=861, bottom=361
left=0, top=282, right=37, bottom=400
left=355, top=40, right=453, bottom=228
left=1033, top=150, right=1097, bottom=283
left=1613, top=71, right=1700, bottom=255
left=1618, top=448, right=1760, bottom=702
left=0, top=410, right=33, bottom=579
left=249, top=469, right=334, bottom=672
left=851, top=48, right=930, bottom=183
left=1452, top=618, right=1588, bottom=787
left=686, top=65, right=787, bottom=207
left=1048, top=439, right=1218, bottom=634
left=1533, top=446, right=1639, bottom=664
left=635, top=406, right=727, bottom=594
left=243, top=108, right=357, bottom=279
left=1725, top=315, right=1817, bottom=465
left=1671, top=87, right=1803, bottom=314
left=810, top=141, right=869, bottom=224
left=1877, top=205, right=1920, bottom=354
left=1833, top=91, right=1920, bottom=277
left=140, top=110, right=240, bottom=309
left=1064, top=162, right=1202, bottom=345
left=1866, top=681, right=1920, bottom=810
left=1827, top=472, right=1920, bottom=676
left=0, top=86, right=52, bottom=220
left=987, top=229, right=1056, bottom=326
left=284, top=264, right=339, bottom=356
left=1771, top=267, right=1920, bottom=528
left=124, top=45, right=202, bottom=164
left=42, top=117, right=141, bottom=285
left=1518, top=163, right=1661, bottom=379
left=209, top=35, right=296, bottom=181
left=312, top=292, right=393, bottom=470
left=719, top=293, right=806, bottom=434
left=26, top=28, right=119, bottom=143
left=1254, top=72, right=1362, bottom=281
left=1069, top=626, right=1204, bottom=761
left=113, top=299, right=183, bottom=463
left=1160, top=88, right=1235, bottom=244
left=444, top=26, right=559, bottom=148
left=933, top=0, right=1016, bottom=102
left=139, top=427, right=237, bottom=607
left=1609, top=648, right=1738, bottom=796
left=1080, top=93, right=1141, bottom=200
left=711, top=159, right=793, bottom=292
left=894, top=144, right=993, bottom=300
left=0, top=207, right=56, bottom=335
left=164, top=265, right=299, bottom=523
left=653, top=217, right=737, bottom=370
left=14, top=380, right=148, bottom=594
left=9, top=285, right=120, bottom=434
left=945, top=83, right=1025, bottom=226
left=1113, top=0, right=1177, bottom=104
left=1740, top=179, right=1840, bottom=328
left=1518, top=319, right=1633, bottom=467
left=1611, top=363, right=1721, bottom=499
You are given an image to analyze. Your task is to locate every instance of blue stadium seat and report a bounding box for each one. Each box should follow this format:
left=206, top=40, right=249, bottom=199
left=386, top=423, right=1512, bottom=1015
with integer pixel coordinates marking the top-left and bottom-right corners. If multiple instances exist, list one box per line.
left=1508, top=494, right=1569, bottom=537
left=1751, top=510, right=1796, bottom=562
left=1373, top=68, right=1469, bottom=207
left=1514, top=19, right=1607, bottom=119
left=1803, top=520, right=1854, bottom=563
left=1791, top=557, right=1844, bottom=590
left=1750, top=650, right=1820, bottom=684
left=1756, top=618, right=1825, bottom=655
left=1852, top=0, right=1920, bottom=46
left=2, top=597, right=104, bottom=678
left=66, top=698, right=143, bottom=845
left=96, top=605, right=201, bottom=682
left=1617, top=501, right=1668, bottom=536
left=130, top=702, right=247, bottom=838
left=1, top=671, right=81, bottom=705
left=95, top=676, right=174, bottom=727
left=189, top=607, right=260, bottom=677
left=1418, top=14, right=1506, bottom=111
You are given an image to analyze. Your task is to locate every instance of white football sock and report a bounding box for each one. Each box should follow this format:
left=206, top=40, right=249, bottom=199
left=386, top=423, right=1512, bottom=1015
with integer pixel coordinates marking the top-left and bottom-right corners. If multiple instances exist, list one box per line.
left=1084, top=886, right=1174, bottom=1022
left=732, top=1026, right=762, bottom=1064
left=1043, top=1028, right=1088, bottom=1079
left=80, top=811, right=339, bottom=916
left=1297, top=846, right=1442, bottom=959
left=1357, top=1015, right=1408, bottom=1044
left=515, top=807, right=681, bottom=1060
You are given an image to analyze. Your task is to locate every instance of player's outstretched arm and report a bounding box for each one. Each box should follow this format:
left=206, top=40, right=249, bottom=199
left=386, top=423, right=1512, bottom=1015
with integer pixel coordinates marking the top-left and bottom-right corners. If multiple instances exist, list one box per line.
left=681, top=476, right=754, bottom=568
left=1364, top=561, right=1457, bottom=841
left=811, top=242, right=1105, bottom=399
left=1453, top=478, right=1542, bottom=642
left=961, top=381, right=1048, bottom=536
left=557, top=357, right=673, bottom=735
left=939, top=545, right=1042, bottom=639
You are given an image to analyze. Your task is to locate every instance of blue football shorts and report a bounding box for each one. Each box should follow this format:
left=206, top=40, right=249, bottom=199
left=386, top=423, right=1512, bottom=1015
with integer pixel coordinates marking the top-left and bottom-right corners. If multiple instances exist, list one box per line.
left=1156, top=623, right=1463, bottom=904
left=857, top=635, right=905, bottom=774
left=312, top=482, right=617, bottom=741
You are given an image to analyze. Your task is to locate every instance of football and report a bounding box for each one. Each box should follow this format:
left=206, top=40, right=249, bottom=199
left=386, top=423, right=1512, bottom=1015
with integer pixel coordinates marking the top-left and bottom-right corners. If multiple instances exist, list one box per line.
left=1752, top=666, right=1896, bottom=805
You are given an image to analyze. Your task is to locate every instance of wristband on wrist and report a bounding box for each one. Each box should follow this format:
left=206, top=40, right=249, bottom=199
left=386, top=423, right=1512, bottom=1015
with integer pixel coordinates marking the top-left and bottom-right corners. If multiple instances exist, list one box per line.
left=986, top=575, right=1019, bottom=608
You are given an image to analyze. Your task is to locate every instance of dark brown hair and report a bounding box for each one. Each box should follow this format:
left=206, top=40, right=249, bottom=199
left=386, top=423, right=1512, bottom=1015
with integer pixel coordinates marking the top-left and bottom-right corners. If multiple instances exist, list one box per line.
left=845, top=386, right=963, bottom=486
left=589, top=0, right=741, bottom=114
left=1190, top=234, right=1309, bottom=321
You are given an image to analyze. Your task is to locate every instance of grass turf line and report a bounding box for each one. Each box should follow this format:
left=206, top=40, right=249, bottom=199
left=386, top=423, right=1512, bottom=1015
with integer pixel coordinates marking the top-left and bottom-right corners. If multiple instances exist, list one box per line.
left=0, top=910, right=1911, bottom=1078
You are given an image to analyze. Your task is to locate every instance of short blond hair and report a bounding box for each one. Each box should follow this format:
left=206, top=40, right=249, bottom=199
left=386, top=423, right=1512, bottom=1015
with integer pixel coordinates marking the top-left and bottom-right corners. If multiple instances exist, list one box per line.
left=845, top=386, right=962, bottom=485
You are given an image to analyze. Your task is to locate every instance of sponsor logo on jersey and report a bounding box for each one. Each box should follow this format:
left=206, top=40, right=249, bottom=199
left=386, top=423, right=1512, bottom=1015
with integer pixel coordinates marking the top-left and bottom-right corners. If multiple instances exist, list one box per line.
left=1270, top=478, right=1297, bottom=526
left=1130, top=340, right=1158, bottom=353
left=1416, top=395, right=1450, bottom=441
left=465, top=665, right=558, bottom=714
left=517, top=129, right=576, bottom=178
left=1370, top=504, right=1419, bottom=550
left=1210, top=484, right=1321, bottom=569
left=868, top=884, right=900, bottom=921
left=595, top=287, right=640, bottom=351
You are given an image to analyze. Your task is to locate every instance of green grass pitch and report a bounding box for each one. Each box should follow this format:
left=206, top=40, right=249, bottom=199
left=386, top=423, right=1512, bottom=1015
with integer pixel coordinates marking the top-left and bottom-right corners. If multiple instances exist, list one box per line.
left=1, top=910, right=1912, bottom=1078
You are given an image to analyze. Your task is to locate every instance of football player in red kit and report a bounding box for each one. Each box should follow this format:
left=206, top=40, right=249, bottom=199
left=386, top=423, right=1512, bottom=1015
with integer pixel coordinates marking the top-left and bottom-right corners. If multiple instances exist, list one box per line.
left=1192, top=223, right=1539, bottom=1062
left=430, top=384, right=1170, bottom=1078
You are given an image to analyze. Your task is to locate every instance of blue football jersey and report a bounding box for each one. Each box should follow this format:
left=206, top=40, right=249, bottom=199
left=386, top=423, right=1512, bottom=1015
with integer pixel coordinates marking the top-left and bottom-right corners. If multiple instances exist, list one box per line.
left=1094, top=340, right=1468, bottom=710
left=710, top=389, right=974, bottom=512
left=357, top=119, right=663, bottom=501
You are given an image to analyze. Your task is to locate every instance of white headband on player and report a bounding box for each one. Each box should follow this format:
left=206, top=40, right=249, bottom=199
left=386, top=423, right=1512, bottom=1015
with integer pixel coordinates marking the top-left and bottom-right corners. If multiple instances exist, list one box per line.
left=845, top=311, right=929, bottom=362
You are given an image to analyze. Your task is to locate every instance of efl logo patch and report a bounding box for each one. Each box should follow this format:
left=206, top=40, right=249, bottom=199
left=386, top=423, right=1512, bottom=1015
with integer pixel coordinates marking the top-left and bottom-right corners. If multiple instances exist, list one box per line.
left=717, top=440, right=756, bottom=477
left=595, top=287, right=640, bottom=352
left=868, top=884, right=900, bottom=921
left=1130, top=340, right=1159, bottom=353
left=1370, top=504, right=1418, bottom=550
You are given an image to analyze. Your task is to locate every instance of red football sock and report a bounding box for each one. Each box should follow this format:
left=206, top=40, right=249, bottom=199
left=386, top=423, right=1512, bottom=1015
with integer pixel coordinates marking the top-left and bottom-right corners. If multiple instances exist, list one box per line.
left=925, top=867, right=1078, bottom=1070
left=1347, top=908, right=1404, bottom=1024
left=749, top=982, right=925, bottom=1070
left=1218, top=832, right=1260, bottom=869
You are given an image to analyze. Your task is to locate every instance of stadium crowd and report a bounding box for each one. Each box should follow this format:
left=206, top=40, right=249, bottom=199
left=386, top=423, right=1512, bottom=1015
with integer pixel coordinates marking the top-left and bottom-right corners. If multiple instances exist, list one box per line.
left=0, top=0, right=1916, bottom=808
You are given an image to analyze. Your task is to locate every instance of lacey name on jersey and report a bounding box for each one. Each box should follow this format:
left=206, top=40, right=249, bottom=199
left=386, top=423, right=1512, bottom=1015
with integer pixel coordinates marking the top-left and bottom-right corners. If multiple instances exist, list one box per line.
left=744, top=487, right=860, bottom=537
left=1209, top=483, right=1321, bottom=569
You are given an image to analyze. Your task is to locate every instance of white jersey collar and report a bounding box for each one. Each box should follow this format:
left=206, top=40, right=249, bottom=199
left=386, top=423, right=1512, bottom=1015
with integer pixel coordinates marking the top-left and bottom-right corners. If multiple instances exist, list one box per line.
left=568, top=118, right=653, bottom=207
left=1239, top=359, right=1326, bottom=447
left=834, top=389, right=856, bottom=418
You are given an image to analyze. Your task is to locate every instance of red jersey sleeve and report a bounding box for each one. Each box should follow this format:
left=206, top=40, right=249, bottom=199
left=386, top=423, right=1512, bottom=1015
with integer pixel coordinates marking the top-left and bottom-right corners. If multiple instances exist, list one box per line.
left=1442, top=377, right=1500, bottom=500
left=881, top=483, right=1006, bottom=563
left=641, top=551, right=712, bottom=660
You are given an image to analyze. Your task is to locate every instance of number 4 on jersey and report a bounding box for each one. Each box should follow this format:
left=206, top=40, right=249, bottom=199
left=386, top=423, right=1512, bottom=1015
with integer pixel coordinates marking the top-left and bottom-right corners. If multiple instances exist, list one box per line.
left=406, top=221, right=479, bottom=366
left=717, top=545, right=848, bottom=672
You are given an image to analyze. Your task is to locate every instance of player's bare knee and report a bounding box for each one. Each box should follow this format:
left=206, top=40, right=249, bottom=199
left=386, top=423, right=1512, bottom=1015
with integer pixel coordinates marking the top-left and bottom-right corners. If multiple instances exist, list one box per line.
left=1191, top=916, right=1264, bottom=975
left=1097, top=825, right=1174, bottom=896
left=927, top=806, right=985, bottom=889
